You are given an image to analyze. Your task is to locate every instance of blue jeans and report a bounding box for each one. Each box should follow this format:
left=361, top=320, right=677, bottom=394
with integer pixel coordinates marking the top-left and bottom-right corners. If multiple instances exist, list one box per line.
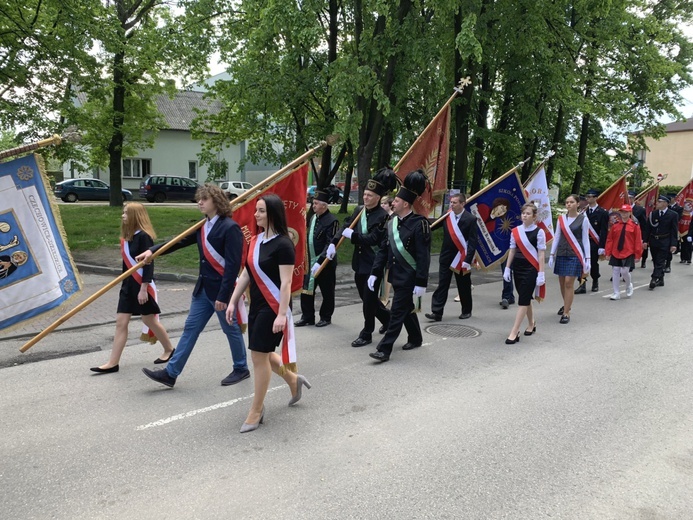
left=166, top=292, right=247, bottom=378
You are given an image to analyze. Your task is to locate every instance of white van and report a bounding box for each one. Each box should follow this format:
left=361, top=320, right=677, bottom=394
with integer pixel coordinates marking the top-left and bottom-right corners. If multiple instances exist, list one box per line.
left=219, top=180, right=254, bottom=200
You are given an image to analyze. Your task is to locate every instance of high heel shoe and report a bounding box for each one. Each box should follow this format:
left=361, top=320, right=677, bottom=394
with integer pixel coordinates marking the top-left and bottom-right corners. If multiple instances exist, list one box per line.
left=505, top=333, right=520, bottom=345
left=524, top=322, right=537, bottom=336
left=90, top=365, right=119, bottom=374
left=288, top=374, right=312, bottom=407
left=239, top=407, right=264, bottom=433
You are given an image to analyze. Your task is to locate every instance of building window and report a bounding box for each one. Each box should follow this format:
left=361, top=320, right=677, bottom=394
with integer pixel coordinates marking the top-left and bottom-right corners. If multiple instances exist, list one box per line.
left=188, top=161, right=198, bottom=180
left=123, top=158, right=151, bottom=178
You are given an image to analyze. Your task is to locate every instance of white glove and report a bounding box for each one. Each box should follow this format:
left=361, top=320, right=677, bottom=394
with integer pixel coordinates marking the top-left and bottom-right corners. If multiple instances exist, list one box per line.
left=310, top=262, right=320, bottom=276
left=367, top=275, right=377, bottom=291
left=326, top=243, right=336, bottom=260
left=688, top=236, right=692, bottom=243
left=342, top=228, right=353, bottom=239
left=584, top=262, right=591, bottom=273
left=598, top=248, right=605, bottom=256
left=413, top=286, right=426, bottom=297
left=548, top=256, right=555, bottom=269
left=503, top=267, right=512, bottom=282
left=536, top=272, right=545, bottom=286
left=461, top=261, right=471, bottom=271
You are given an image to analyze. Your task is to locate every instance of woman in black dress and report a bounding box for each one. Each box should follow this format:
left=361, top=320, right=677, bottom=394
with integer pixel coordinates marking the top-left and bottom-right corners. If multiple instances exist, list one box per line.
left=503, top=203, right=546, bottom=343
left=90, top=203, right=175, bottom=374
left=227, top=194, right=311, bottom=433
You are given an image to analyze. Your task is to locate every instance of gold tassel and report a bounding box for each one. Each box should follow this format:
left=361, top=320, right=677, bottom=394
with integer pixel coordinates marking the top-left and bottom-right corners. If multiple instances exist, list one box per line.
left=239, top=323, right=247, bottom=334
left=277, top=362, right=298, bottom=376
left=140, top=333, right=158, bottom=344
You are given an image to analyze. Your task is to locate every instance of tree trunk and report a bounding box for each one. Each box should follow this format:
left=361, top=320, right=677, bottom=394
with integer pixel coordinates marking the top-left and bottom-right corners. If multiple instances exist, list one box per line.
left=546, top=104, right=565, bottom=186
left=107, top=50, right=126, bottom=207
left=472, top=63, right=491, bottom=186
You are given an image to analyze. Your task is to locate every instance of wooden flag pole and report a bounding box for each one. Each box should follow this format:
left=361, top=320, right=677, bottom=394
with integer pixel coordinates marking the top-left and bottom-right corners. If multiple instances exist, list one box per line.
left=19, top=137, right=336, bottom=353
left=313, top=78, right=472, bottom=278
left=0, top=135, right=62, bottom=161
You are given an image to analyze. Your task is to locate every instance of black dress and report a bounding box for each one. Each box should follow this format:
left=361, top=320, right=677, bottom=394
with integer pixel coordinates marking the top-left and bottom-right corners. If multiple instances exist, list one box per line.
left=247, top=234, right=295, bottom=352
left=117, top=231, right=161, bottom=316
left=511, top=227, right=545, bottom=306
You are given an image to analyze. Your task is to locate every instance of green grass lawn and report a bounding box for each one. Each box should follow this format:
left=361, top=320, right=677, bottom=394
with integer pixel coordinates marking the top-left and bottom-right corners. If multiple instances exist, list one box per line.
left=57, top=204, right=443, bottom=272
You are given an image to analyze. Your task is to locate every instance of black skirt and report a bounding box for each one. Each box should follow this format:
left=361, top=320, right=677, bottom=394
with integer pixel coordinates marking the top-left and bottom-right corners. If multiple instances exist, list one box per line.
left=247, top=308, right=284, bottom=353
left=609, top=254, right=635, bottom=268
left=116, top=283, right=161, bottom=315
left=512, top=257, right=538, bottom=306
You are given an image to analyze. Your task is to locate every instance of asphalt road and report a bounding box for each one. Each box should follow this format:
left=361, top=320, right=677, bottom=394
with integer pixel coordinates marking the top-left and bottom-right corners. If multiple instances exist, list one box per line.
left=1, top=263, right=692, bottom=519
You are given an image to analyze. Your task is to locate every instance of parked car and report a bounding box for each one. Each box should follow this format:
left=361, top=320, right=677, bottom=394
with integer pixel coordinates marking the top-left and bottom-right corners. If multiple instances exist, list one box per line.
left=139, top=175, right=200, bottom=203
left=54, top=178, right=133, bottom=203
left=306, top=185, right=355, bottom=204
left=219, top=180, right=254, bottom=200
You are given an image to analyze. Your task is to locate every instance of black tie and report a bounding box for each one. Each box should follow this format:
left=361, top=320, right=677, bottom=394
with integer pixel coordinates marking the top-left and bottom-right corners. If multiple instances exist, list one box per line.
left=617, top=222, right=627, bottom=251
left=660, top=210, right=663, bottom=217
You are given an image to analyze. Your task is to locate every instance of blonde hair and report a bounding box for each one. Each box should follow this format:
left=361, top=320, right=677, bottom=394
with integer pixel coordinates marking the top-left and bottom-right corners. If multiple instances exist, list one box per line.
left=121, top=202, right=156, bottom=241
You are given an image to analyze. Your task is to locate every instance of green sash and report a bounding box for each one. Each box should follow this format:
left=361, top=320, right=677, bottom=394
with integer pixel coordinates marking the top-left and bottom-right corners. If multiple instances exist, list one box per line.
left=303, top=215, right=318, bottom=294
left=389, top=217, right=417, bottom=271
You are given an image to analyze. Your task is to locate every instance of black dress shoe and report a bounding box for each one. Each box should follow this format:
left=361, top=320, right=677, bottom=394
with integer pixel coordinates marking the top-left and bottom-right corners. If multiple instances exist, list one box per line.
left=557, top=306, right=564, bottom=315
left=664, top=266, right=671, bottom=273
left=378, top=324, right=388, bottom=334
left=142, top=367, right=176, bottom=388
left=641, top=261, right=646, bottom=268
left=591, top=283, right=599, bottom=292
left=657, top=278, right=664, bottom=287
left=459, top=313, right=471, bottom=319
left=369, top=351, right=390, bottom=362
left=315, top=319, right=331, bottom=327
left=154, top=348, right=175, bottom=364
left=649, top=278, right=657, bottom=290
left=90, top=365, right=119, bottom=374
left=574, top=284, right=586, bottom=294
left=295, top=318, right=315, bottom=327
left=402, top=342, right=422, bottom=350
left=351, top=337, right=372, bottom=347
left=221, top=369, right=250, bottom=386
left=505, top=333, right=520, bottom=345
left=500, top=298, right=509, bottom=309
left=424, top=312, right=442, bottom=321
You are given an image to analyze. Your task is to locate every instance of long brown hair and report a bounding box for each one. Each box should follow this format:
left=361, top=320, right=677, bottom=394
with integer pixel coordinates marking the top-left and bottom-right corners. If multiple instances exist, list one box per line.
left=121, top=202, right=156, bottom=241
left=196, top=184, right=231, bottom=217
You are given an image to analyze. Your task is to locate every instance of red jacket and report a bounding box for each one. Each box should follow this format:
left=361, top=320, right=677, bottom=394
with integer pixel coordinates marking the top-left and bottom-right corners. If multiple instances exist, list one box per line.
left=605, top=218, right=643, bottom=260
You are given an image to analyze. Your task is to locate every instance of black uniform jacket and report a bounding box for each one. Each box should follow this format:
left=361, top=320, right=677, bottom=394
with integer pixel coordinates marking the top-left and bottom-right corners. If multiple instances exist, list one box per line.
left=335, top=205, right=389, bottom=275
left=586, top=205, right=609, bottom=248
left=308, top=210, right=339, bottom=264
left=372, top=211, right=431, bottom=287
left=643, top=209, right=679, bottom=249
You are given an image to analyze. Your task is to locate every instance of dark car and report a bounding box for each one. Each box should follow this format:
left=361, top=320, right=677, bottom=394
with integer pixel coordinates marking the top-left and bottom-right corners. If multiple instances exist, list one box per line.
left=139, top=175, right=200, bottom=203
left=306, top=185, right=355, bottom=204
left=54, top=178, right=133, bottom=203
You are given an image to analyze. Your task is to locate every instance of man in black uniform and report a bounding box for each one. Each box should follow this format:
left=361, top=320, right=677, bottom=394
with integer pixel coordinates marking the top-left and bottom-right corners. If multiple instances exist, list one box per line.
left=666, top=194, right=683, bottom=271
left=575, top=188, right=608, bottom=293
left=629, top=191, right=648, bottom=268
left=368, top=170, right=430, bottom=363
left=643, top=194, right=678, bottom=289
left=425, top=192, right=478, bottom=321
left=331, top=168, right=398, bottom=347
left=296, top=190, right=339, bottom=327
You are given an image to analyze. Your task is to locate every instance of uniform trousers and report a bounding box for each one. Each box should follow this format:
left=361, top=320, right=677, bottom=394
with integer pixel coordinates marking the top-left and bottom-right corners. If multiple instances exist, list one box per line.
left=431, top=263, right=472, bottom=315
left=650, top=246, right=669, bottom=280
left=354, top=273, right=390, bottom=340
left=299, top=261, right=336, bottom=322
left=680, top=239, right=692, bottom=262
left=588, top=242, right=601, bottom=281
left=376, top=280, right=422, bottom=355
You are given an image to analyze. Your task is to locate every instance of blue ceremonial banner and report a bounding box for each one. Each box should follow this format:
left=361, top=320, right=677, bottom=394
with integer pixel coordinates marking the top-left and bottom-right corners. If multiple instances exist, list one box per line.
left=465, top=170, right=526, bottom=269
left=0, top=154, right=81, bottom=331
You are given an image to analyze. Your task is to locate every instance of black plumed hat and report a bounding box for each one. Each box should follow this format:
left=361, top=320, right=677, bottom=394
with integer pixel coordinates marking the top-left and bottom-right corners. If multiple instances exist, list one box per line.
left=366, top=167, right=399, bottom=197
left=396, top=169, right=428, bottom=204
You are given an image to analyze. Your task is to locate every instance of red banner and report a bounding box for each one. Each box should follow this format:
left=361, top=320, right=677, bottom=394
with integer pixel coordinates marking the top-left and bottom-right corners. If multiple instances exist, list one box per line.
left=231, top=163, right=308, bottom=293
left=673, top=179, right=693, bottom=238
left=597, top=175, right=628, bottom=213
left=395, top=105, right=450, bottom=216
left=635, top=184, right=659, bottom=219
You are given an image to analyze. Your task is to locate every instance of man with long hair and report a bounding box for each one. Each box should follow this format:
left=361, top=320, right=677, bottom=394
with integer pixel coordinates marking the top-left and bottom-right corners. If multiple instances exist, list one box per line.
left=137, top=184, right=249, bottom=388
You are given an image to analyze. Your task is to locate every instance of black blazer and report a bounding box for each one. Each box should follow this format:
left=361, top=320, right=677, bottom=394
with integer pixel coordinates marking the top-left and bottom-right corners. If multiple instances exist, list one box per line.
left=643, top=209, right=679, bottom=249
left=372, top=212, right=431, bottom=287
left=151, top=215, right=243, bottom=303
left=433, top=210, right=478, bottom=267
left=586, top=205, right=609, bottom=248
left=338, top=205, right=389, bottom=275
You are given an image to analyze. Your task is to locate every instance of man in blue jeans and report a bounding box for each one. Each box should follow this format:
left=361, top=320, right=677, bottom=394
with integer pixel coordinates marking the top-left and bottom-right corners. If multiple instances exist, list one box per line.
left=137, top=184, right=248, bottom=388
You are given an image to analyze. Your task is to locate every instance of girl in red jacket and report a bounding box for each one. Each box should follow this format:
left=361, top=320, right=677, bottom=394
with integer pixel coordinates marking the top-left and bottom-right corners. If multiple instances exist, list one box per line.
left=605, top=204, right=643, bottom=300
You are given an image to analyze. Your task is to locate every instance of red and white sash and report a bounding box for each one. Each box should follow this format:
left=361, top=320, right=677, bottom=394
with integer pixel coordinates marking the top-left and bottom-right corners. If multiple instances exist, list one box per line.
left=558, top=215, right=588, bottom=272
left=582, top=208, right=600, bottom=244
left=446, top=211, right=469, bottom=274
left=121, top=237, right=159, bottom=343
left=511, top=226, right=546, bottom=301
left=247, top=233, right=297, bottom=372
left=200, top=223, right=247, bottom=331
